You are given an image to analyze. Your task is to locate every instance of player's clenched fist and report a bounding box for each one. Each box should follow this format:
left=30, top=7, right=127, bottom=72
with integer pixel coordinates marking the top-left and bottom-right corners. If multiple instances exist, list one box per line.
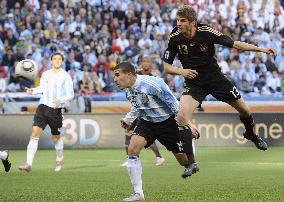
left=120, top=119, right=129, bottom=130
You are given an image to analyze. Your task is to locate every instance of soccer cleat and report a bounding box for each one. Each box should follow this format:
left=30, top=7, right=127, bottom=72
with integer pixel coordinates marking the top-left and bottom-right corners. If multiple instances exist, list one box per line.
left=155, top=157, right=165, bottom=166
left=243, top=132, right=267, bottom=151
left=121, top=160, right=128, bottom=167
left=123, top=193, right=145, bottom=201
left=54, top=156, right=64, bottom=172
left=182, top=163, right=199, bottom=178
left=2, top=150, right=11, bottom=172
left=18, top=163, right=32, bottom=172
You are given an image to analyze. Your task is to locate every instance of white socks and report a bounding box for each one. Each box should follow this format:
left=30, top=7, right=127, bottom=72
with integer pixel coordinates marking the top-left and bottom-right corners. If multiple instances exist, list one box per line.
left=0, top=151, right=8, bottom=160
left=127, top=156, right=143, bottom=195
left=192, top=141, right=196, bottom=155
left=27, top=137, right=39, bottom=166
left=55, top=138, right=64, bottom=162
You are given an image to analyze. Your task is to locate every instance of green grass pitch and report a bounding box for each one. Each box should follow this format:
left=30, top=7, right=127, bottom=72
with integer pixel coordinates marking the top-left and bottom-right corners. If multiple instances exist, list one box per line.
left=0, top=147, right=284, bottom=202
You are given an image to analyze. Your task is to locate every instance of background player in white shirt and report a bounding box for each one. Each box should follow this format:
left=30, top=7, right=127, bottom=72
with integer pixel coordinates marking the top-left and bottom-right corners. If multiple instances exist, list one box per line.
left=19, top=52, right=74, bottom=172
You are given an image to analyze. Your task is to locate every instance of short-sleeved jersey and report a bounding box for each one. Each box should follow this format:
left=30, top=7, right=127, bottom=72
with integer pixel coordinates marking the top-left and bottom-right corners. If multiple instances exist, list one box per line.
left=163, top=23, right=234, bottom=82
left=124, top=75, right=179, bottom=123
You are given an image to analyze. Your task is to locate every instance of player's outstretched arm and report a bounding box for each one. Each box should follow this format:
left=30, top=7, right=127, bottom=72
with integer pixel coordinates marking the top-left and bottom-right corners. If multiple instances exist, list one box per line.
left=232, top=41, right=276, bottom=56
left=164, top=62, right=198, bottom=79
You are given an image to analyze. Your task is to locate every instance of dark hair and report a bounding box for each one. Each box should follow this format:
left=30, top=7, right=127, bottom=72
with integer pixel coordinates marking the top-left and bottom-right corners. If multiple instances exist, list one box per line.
left=51, top=52, right=64, bottom=61
left=114, top=62, right=136, bottom=75
left=176, top=6, right=197, bottom=22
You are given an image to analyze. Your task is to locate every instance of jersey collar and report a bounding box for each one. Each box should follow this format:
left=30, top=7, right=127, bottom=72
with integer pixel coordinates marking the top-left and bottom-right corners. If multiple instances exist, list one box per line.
left=182, top=27, right=197, bottom=40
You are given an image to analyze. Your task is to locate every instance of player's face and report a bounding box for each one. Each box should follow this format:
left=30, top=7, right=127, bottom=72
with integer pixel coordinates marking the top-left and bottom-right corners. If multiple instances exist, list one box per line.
left=176, top=16, right=196, bottom=36
left=141, top=60, right=152, bottom=75
left=52, top=55, right=63, bottom=69
left=113, top=69, right=131, bottom=89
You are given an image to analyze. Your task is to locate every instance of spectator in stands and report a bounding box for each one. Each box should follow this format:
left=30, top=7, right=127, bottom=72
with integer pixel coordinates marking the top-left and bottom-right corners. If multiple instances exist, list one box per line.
left=83, top=45, right=97, bottom=67
left=91, top=71, right=104, bottom=94
left=217, top=53, right=230, bottom=74
left=252, top=56, right=267, bottom=77
left=78, top=72, right=93, bottom=95
left=0, top=0, right=282, bottom=97
left=0, top=67, right=7, bottom=93
left=265, top=54, right=278, bottom=73
left=275, top=43, right=284, bottom=73
left=115, top=32, right=129, bottom=52
left=238, top=73, right=254, bottom=94
left=254, top=74, right=269, bottom=95
left=93, top=54, right=110, bottom=85
left=240, top=59, right=256, bottom=84
left=4, top=28, right=17, bottom=47
left=267, top=70, right=282, bottom=93
left=4, top=13, right=17, bottom=35
left=1, top=47, right=15, bottom=68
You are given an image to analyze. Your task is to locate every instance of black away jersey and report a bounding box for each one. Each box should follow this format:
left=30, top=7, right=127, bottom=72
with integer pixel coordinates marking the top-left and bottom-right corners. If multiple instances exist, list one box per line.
left=163, top=23, right=234, bottom=80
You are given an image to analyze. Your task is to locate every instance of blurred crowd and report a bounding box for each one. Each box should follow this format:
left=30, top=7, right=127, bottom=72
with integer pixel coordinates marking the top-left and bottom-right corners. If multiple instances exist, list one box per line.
left=0, top=0, right=284, bottom=97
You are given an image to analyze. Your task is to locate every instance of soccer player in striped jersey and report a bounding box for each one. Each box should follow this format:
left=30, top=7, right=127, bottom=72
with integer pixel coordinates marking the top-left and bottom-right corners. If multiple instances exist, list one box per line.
left=114, top=62, right=194, bottom=201
left=121, top=57, right=165, bottom=167
left=0, top=150, right=11, bottom=172
left=163, top=6, right=276, bottom=151
left=19, top=52, right=74, bottom=172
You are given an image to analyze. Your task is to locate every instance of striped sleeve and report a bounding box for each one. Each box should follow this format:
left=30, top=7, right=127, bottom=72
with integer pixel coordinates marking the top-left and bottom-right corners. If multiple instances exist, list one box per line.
left=32, top=72, right=45, bottom=95
left=198, top=25, right=234, bottom=47
left=123, top=106, right=138, bottom=126
left=159, top=82, right=179, bottom=115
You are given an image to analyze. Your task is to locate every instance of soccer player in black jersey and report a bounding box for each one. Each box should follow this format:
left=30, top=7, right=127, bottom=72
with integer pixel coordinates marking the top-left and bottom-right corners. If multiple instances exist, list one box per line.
left=163, top=6, right=276, bottom=151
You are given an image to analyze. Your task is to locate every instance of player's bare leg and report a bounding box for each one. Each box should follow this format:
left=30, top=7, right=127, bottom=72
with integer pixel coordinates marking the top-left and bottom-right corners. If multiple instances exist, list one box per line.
left=19, top=126, right=42, bottom=172
left=177, top=95, right=200, bottom=126
left=123, top=135, right=146, bottom=201
left=149, top=142, right=165, bottom=166
left=229, top=98, right=267, bottom=150
left=176, top=95, right=200, bottom=177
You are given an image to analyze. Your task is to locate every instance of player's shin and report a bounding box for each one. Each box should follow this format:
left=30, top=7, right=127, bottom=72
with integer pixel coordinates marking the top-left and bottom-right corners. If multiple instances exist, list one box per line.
left=178, top=125, right=195, bottom=165
left=127, top=156, right=143, bottom=195
left=149, top=142, right=162, bottom=158
left=55, top=137, right=64, bottom=162
left=27, top=136, right=39, bottom=166
left=239, top=114, right=267, bottom=150
left=239, top=115, right=255, bottom=135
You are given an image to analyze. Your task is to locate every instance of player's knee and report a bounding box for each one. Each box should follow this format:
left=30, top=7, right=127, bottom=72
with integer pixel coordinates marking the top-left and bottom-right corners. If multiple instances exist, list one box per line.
left=52, top=135, right=60, bottom=142
left=177, top=113, right=188, bottom=125
left=128, top=145, right=140, bottom=156
left=31, top=128, right=41, bottom=138
left=239, top=109, right=251, bottom=117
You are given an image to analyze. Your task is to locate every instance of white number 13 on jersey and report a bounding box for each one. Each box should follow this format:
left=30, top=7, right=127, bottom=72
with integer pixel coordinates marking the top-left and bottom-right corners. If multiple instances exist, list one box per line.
left=164, top=51, right=170, bottom=59
left=230, top=86, right=240, bottom=98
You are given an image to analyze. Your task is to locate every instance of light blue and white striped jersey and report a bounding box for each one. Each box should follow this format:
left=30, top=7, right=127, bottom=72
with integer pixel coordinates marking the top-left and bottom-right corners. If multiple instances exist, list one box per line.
left=32, top=69, right=74, bottom=108
left=124, top=75, right=179, bottom=123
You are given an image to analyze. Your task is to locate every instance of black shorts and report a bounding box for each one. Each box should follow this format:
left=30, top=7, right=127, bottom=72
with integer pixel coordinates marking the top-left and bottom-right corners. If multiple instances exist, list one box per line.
left=132, top=116, right=189, bottom=153
left=182, top=71, right=241, bottom=103
left=33, top=104, right=63, bottom=135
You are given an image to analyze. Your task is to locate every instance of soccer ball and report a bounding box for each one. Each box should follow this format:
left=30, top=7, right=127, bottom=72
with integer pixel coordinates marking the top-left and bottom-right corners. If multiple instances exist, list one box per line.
left=15, top=59, right=38, bottom=81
